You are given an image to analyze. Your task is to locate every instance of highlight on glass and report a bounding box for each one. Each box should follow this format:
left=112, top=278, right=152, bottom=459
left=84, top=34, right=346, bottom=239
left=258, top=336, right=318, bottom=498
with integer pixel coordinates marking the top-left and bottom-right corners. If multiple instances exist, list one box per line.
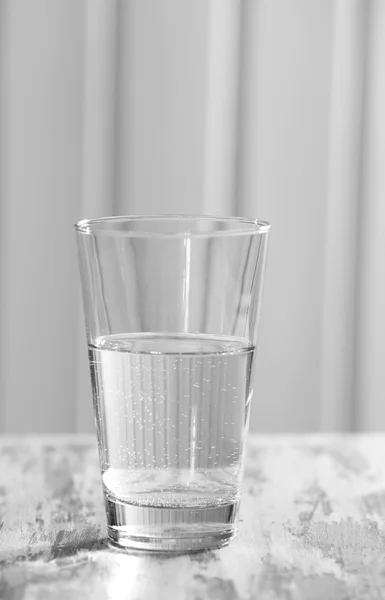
left=75, top=215, right=270, bottom=552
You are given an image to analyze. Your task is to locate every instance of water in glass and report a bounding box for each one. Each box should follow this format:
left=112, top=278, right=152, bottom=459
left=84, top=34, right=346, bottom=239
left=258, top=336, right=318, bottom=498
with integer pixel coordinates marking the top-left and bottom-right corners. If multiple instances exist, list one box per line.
left=89, top=333, right=254, bottom=551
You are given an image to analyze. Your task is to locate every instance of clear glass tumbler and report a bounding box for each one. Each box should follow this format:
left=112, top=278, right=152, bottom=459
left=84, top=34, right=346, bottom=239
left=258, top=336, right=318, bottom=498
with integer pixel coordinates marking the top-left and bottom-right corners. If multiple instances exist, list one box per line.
left=75, top=215, right=270, bottom=552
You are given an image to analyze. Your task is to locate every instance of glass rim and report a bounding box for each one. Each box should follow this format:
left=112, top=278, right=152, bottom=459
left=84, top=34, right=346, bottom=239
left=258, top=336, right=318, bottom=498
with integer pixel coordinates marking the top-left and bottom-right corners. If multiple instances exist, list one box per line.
left=74, top=214, right=271, bottom=238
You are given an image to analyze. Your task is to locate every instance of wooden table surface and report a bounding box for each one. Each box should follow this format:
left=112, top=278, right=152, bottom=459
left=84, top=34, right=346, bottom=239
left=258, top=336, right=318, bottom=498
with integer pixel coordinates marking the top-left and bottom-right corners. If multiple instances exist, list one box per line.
left=1, top=435, right=385, bottom=599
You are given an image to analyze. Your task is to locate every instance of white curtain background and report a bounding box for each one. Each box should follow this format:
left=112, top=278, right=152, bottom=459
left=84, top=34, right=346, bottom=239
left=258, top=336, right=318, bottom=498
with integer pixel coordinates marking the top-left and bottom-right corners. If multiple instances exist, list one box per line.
left=0, top=0, right=384, bottom=433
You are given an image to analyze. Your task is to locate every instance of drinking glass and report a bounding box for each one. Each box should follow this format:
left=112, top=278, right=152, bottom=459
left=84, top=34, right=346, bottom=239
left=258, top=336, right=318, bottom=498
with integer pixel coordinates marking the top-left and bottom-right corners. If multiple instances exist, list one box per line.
left=75, top=215, right=270, bottom=552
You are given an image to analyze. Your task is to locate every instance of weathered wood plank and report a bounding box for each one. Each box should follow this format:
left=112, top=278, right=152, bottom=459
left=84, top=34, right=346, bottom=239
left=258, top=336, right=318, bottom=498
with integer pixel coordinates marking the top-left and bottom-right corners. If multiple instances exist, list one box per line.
left=1, top=435, right=385, bottom=599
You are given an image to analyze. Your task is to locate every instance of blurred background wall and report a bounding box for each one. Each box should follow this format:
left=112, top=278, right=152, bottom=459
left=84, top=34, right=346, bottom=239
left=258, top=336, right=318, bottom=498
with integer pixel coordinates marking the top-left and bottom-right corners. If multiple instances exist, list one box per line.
left=0, top=0, right=384, bottom=434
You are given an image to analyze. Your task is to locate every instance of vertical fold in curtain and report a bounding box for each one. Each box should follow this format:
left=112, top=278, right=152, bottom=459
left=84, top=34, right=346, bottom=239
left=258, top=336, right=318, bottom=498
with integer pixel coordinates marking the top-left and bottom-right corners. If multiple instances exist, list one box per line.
left=320, top=0, right=367, bottom=431
left=202, top=0, right=242, bottom=216
left=355, top=0, right=385, bottom=430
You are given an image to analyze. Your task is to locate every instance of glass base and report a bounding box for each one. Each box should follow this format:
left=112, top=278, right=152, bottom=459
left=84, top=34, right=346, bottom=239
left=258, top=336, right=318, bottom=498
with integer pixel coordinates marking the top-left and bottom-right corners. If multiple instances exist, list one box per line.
left=105, top=495, right=238, bottom=553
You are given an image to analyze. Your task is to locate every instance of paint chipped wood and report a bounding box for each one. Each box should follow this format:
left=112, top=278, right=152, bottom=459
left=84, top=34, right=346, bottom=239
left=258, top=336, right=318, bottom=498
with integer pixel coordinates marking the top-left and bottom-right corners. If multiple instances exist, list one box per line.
left=1, top=434, right=385, bottom=599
